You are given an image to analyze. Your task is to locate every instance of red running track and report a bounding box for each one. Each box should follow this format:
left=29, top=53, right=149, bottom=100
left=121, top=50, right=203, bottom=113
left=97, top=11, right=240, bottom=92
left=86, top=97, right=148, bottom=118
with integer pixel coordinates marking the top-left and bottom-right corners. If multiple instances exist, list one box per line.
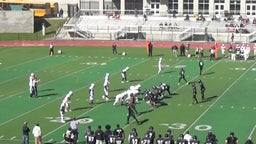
left=0, top=40, right=253, bottom=49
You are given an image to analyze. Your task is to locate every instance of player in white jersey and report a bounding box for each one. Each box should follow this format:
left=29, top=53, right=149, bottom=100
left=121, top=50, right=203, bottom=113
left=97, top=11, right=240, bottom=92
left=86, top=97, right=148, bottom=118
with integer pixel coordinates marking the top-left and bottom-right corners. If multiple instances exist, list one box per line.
left=113, top=91, right=127, bottom=106
left=221, top=44, right=226, bottom=58
left=29, top=73, right=34, bottom=97
left=62, top=91, right=73, bottom=112
left=60, top=101, right=66, bottom=123
left=121, top=67, right=129, bottom=83
left=158, top=57, right=162, bottom=74
left=102, top=73, right=110, bottom=101
left=89, top=83, right=95, bottom=104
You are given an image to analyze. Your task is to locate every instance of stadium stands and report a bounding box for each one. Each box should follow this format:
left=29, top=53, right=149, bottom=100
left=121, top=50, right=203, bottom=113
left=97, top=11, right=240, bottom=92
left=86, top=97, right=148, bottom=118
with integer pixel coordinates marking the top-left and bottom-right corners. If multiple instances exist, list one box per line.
left=60, top=13, right=256, bottom=43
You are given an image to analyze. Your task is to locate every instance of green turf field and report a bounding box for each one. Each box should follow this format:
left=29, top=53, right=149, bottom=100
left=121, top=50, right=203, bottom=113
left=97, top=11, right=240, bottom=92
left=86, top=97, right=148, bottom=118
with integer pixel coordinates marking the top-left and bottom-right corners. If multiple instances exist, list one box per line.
left=0, top=46, right=255, bottom=144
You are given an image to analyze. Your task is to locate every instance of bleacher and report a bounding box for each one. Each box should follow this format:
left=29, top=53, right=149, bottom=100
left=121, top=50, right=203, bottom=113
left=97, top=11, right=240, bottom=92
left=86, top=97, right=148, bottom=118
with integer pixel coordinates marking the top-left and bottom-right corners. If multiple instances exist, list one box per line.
left=61, top=13, right=256, bottom=42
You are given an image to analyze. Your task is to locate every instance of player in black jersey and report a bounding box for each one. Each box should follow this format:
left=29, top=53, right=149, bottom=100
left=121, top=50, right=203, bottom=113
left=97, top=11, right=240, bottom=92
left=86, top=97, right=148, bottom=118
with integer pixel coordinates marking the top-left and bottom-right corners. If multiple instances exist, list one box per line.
left=190, top=135, right=200, bottom=144
left=178, top=68, right=189, bottom=85
left=198, top=79, right=206, bottom=100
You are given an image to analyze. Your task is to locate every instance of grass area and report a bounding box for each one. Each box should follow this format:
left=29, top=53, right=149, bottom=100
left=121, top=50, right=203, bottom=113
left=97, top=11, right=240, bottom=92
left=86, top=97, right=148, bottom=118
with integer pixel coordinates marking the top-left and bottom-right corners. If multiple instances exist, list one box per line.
left=0, top=46, right=255, bottom=144
left=0, top=18, right=67, bottom=41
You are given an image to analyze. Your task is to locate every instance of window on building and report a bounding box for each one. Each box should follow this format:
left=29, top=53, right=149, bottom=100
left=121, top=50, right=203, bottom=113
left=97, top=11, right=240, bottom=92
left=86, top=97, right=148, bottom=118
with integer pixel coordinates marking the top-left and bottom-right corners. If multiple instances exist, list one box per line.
left=230, top=0, right=240, bottom=15
left=183, top=0, right=193, bottom=15
left=198, top=0, right=209, bottom=15
left=246, top=0, right=256, bottom=15
left=168, top=0, right=178, bottom=11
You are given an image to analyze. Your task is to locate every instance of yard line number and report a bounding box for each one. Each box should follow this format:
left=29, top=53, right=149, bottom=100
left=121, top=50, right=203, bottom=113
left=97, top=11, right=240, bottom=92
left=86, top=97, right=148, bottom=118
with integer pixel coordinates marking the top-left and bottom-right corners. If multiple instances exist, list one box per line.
left=160, top=123, right=212, bottom=131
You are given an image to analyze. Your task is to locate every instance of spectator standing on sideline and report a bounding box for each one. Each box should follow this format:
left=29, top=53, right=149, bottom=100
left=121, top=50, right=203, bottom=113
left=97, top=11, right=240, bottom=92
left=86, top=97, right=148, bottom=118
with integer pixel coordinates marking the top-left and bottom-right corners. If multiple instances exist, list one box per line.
left=178, top=68, right=189, bottom=85
left=148, top=42, right=153, bottom=57
left=198, top=79, right=206, bottom=100
left=112, top=43, right=117, bottom=54
left=225, top=132, right=239, bottom=144
left=29, top=73, right=35, bottom=97
left=172, top=44, right=178, bottom=57
left=49, top=42, right=55, bottom=56
left=221, top=44, right=226, bottom=58
left=198, top=59, right=204, bottom=75
left=32, top=123, right=42, bottom=144
left=180, top=43, right=186, bottom=56
left=192, top=83, right=198, bottom=104
left=22, top=121, right=30, bottom=144
left=31, top=74, right=40, bottom=98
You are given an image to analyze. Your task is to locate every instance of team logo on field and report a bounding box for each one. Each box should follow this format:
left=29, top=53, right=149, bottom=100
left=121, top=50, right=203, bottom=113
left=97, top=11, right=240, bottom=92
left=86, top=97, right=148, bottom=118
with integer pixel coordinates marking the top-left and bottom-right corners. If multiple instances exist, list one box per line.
left=45, top=117, right=93, bottom=124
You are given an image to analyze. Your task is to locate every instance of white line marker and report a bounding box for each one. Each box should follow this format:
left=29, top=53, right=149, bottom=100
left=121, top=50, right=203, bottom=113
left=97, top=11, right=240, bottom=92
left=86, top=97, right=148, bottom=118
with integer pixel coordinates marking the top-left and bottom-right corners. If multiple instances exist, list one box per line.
left=10, top=136, right=16, bottom=140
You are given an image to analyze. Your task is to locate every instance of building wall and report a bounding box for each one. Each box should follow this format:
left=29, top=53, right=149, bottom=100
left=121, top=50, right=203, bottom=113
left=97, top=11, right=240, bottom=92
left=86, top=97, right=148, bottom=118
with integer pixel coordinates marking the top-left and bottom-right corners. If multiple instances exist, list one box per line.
left=0, top=11, right=34, bottom=33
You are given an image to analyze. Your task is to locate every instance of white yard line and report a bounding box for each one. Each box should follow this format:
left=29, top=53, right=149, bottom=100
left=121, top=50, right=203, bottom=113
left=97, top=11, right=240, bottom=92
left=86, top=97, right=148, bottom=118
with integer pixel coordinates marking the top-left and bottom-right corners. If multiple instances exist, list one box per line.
left=184, top=62, right=256, bottom=133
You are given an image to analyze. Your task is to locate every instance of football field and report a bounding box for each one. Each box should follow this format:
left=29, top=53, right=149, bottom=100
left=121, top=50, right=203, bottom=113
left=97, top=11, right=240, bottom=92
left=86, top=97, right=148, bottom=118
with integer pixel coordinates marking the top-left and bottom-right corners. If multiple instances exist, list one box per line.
left=0, top=46, right=255, bottom=144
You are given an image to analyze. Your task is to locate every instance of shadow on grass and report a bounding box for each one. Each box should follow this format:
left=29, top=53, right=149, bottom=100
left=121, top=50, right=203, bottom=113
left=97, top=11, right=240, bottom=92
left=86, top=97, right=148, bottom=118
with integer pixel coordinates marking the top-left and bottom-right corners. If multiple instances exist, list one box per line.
left=129, top=79, right=143, bottom=82
left=110, top=88, right=125, bottom=92
left=139, top=109, right=153, bottom=115
left=38, top=93, right=57, bottom=97
left=200, top=95, right=218, bottom=103
left=202, top=72, right=215, bottom=75
left=72, top=106, right=93, bottom=111
left=39, top=88, right=54, bottom=92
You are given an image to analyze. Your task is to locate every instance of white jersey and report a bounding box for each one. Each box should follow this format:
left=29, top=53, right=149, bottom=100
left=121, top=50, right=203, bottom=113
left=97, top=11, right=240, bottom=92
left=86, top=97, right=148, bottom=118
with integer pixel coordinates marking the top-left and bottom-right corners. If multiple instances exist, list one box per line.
left=113, top=92, right=127, bottom=106
left=158, top=58, right=162, bottom=74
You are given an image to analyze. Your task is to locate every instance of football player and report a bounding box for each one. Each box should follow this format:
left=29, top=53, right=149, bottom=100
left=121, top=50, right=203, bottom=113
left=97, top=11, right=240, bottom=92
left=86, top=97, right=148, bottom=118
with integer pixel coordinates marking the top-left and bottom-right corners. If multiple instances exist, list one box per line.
left=158, top=57, right=163, bottom=74
left=62, top=91, right=73, bottom=112
left=121, top=67, right=129, bottom=83
left=198, top=59, right=204, bottom=75
left=192, top=83, right=198, bottom=104
left=89, top=83, right=95, bottom=104
left=159, top=82, right=171, bottom=96
left=198, top=79, right=206, bottom=100
left=102, top=73, right=110, bottom=101
left=113, top=91, right=127, bottom=106
left=60, top=101, right=66, bottom=123
left=178, top=68, right=189, bottom=85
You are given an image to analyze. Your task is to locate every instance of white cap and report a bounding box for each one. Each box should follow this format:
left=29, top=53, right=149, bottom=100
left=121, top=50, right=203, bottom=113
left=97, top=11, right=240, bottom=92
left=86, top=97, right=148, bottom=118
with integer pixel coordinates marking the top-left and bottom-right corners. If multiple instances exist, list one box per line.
left=68, top=91, right=73, bottom=95
left=31, top=73, right=34, bottom=76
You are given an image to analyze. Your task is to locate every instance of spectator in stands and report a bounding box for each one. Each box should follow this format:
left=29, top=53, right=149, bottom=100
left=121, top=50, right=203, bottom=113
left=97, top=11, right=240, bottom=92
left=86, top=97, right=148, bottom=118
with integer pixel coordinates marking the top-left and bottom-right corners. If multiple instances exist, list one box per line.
left=184, top=14, right=190, bottom=21
left=143, top=13, right=148, bottom=21
left=212, top=15, right=217, bottom=21
left=173, top=9, right=177, bottom=18
left=253, top=18, right=256, bottom=24
left=59, top=8, right=63, bottom=17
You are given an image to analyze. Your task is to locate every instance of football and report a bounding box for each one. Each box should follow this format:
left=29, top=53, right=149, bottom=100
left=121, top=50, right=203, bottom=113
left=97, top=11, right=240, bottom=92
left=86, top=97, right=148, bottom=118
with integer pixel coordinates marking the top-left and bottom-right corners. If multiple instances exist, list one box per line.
left=58, top=50, right=62, bottom=54
left=122, top=52, right=126, bottom=56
